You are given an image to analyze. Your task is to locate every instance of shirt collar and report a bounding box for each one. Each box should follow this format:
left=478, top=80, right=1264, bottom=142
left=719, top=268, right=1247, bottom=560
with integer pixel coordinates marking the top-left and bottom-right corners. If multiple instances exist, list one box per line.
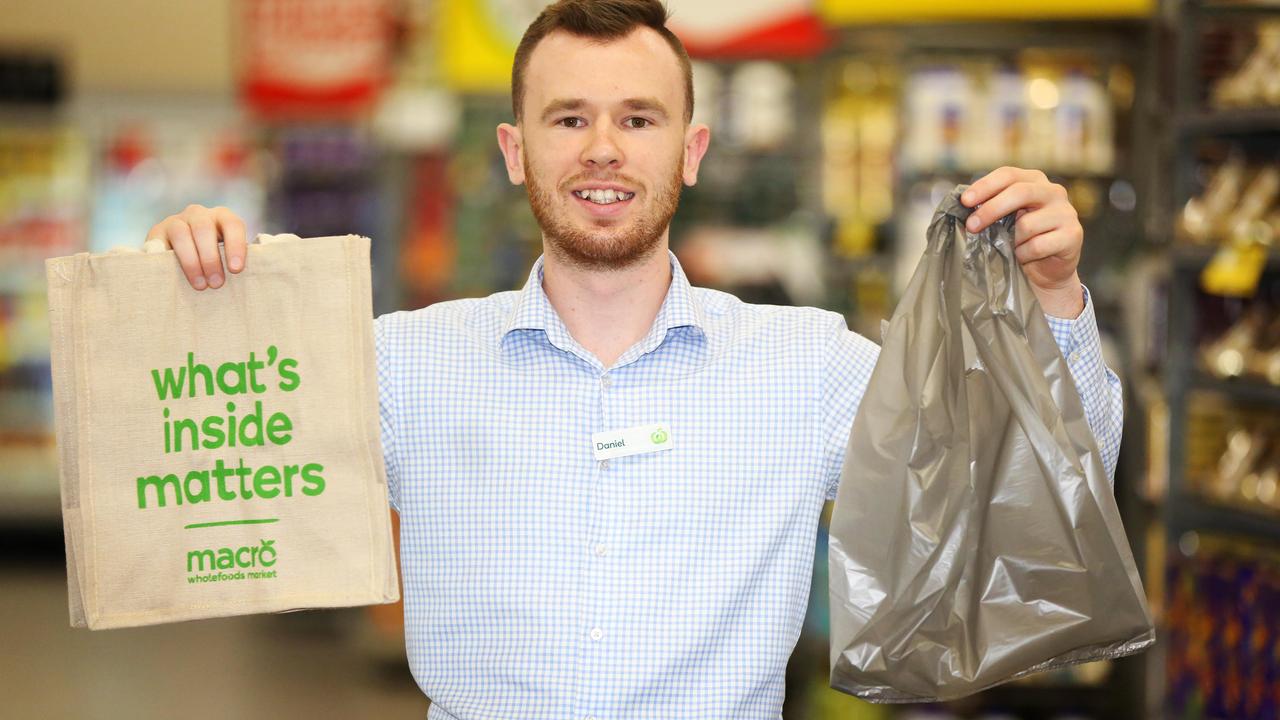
left=501, top=249, right=707, bottom=357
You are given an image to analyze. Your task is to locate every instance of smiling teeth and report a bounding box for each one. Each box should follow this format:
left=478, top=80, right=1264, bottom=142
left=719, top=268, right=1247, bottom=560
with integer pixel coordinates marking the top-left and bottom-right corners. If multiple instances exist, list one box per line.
left=575, top=189, right=634, bottom=204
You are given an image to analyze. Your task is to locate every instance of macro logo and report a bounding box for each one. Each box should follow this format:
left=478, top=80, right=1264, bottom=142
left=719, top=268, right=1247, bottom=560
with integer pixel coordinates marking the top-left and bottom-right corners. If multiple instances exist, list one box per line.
left=186, top=538, right=279, bottom=584
left=650, top=429, right=668, bottom=445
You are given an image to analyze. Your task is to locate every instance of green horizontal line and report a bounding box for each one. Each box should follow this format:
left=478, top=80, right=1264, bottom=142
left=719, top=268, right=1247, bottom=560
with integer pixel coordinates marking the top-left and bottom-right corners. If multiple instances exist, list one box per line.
left=184, top=518, right=279, bottom=530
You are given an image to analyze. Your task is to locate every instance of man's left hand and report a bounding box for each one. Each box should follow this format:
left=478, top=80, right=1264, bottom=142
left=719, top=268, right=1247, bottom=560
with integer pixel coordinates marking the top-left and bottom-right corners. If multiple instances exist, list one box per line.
left=960, top=166, right=1085, bottom=319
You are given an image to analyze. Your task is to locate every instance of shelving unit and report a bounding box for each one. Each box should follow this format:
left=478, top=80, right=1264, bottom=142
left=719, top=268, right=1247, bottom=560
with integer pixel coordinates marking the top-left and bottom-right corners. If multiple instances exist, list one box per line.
left=950, top=683, right=1120, bottom=720
left=795, top=18, right=1157, bottom=720
left=1178, top=107, right=1280, bottom=136
left=0, top=96, right=86, bottom=525
left=827, top=20, right=1152, bottom=338
left=1147, top=0, right=1280, bottom=717
left=1189, top=371, right=1280, bottom=404
left=1164, top=263, right=1280, bottom=547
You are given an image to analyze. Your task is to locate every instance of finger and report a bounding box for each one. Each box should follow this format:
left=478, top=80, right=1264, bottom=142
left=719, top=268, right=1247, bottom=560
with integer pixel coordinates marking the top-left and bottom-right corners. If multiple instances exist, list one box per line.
left=1013, top=206, right=1072, bottom=246
left=960, top=166, right=1043, bottom=208
left=966, top=181, right=1058, bottom=233
left=144, top=222, right=169, bottom=252
left=184, top=209, right=225, bottom=289
left=163, top=217, right=207, bottom=290
left=214, top=207, right=248, bottom=273
left=1013, top=229, right=1078, bottom=265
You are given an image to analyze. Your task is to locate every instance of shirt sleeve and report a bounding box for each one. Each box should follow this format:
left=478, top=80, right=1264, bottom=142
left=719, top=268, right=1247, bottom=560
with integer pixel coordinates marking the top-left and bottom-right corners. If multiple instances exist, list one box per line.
left=819, top=313, right=881, bottom=501
left=373, top=314, right=402, bottom=513
left=1042, top=284, right=1124, bottom=488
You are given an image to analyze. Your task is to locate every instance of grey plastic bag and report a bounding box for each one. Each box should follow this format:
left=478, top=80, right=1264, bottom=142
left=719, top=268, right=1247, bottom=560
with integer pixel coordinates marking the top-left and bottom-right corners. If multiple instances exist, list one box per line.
left=828, top=185, right=1155, bottom=702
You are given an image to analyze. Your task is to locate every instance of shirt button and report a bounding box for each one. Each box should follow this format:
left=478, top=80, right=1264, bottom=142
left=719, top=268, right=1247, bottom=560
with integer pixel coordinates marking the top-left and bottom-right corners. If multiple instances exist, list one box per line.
left=599, top=460, right=610, bottom=470
left=589, top=627, right=604, bottom=641
left=1068, top=350, right=1081, bottom=364
left=594, top=543, right=608, bottom=557
left=600, top=374, right=612, bottom=388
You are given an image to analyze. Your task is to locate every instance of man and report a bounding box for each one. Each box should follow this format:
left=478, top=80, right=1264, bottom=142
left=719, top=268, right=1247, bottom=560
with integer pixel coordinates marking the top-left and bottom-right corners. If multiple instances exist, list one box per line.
left=147, top=1, right=1121, bottom=717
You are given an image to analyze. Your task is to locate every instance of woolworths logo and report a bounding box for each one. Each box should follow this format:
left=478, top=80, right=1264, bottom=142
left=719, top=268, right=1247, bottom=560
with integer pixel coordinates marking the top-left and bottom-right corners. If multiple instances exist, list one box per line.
left=186, top=537, right=279, bottom=584
left=650, top=429, right=668, bottom=444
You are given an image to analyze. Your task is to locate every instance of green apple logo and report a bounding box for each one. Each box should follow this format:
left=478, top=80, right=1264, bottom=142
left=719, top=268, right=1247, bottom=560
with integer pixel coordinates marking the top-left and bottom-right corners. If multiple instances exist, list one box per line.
left=650, top=429, right=668, bottom=444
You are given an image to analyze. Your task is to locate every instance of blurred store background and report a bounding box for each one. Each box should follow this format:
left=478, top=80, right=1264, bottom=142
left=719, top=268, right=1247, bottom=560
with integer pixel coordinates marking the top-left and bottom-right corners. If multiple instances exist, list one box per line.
left=1, top=0, right=1279, bottom=718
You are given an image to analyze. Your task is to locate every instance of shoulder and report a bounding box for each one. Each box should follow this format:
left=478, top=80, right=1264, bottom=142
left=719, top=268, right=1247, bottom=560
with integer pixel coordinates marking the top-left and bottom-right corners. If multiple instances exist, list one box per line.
left=693, top=286, right=853, bottom=345
left=696, top=288, right=880, bottom=380
left=374, top=290, right=520, bottom=354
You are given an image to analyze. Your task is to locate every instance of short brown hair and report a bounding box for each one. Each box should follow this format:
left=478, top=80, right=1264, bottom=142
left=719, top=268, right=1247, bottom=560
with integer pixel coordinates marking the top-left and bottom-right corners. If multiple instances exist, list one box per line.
left=511, top=0, right=694, bottom=124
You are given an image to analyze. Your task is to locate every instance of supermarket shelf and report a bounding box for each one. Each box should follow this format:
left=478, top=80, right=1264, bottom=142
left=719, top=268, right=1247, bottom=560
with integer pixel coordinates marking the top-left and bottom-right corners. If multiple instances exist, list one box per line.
left=973, top=682, right=1113, bottom=710
left=899, top=169, right=1120, bottom=183
left=828, top=252, right=894, bottom=269
left=1151, top=2, right=1280, bottom=718
left=1195, top=0, right=1280, bottom=15
left=1176, top=107, right=1280, bottom=136
left=1170, top=244, right=1280, bottom=270
left=0, top=361, right=54, bottom=388
left=0, top=492, right=61, bottom=526
left=1191, top=372, right=1280, bottom=406
left=1170, top=493, right=1280, bottom=546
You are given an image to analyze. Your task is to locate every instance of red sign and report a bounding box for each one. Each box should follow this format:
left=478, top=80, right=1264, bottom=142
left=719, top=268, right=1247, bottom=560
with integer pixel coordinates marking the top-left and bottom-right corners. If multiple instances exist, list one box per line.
left=667, top=0, right=831, bottom=59
left=240, top=0, right=391, bottom=117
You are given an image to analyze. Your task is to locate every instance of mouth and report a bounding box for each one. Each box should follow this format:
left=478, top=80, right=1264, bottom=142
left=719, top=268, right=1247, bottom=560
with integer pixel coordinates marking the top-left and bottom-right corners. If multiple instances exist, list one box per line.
left=569, top=187, right=636, bottom=218
left=572, top=188, right=635, bottom=204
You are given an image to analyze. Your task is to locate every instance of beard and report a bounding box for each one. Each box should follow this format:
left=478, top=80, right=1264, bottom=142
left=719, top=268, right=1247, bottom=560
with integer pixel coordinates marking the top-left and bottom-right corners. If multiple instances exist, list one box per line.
left=523, top=149, right=684, bottom=272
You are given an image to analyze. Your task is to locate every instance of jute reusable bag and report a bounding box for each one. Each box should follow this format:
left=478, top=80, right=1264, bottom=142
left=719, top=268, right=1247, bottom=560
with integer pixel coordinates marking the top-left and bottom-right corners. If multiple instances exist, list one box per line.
left=828, top=185, right=1155, bottom=702
left=46, top=233, right=399, bottom=629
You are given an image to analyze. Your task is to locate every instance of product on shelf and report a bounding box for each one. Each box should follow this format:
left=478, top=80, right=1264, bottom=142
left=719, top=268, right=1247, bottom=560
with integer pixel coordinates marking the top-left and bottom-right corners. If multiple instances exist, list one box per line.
left=89, top=122, right=265, bottom=254
left=1210, top=20, right=1280, bottom=110
left=0, top=123, right=88, bottom=511
left=1180, top=153, right=1280, bottom=296
left=1183, top=393, right=1280, bottom=517
left=265, top=125, right=376, bottom=240
left=821, top=58, right=897, bottom=259
left=1199, top=300, right=1280, bottom=384
left=1164, top=533, right=1280, bottom=720
left=1179, top=153, right=1280, bottom=248
left=0, top=126, right=87, bottom=264
left=1207, top=425, right=1280, bottom=513
left=725, top=62, right=795, bottom=151
left=900, top=59, right=1117, bottom=177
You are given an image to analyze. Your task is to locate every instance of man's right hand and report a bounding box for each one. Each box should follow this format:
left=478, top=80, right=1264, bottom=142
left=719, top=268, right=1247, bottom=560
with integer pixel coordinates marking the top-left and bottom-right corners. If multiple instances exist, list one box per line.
left=146, top=205, right=248, bottom=291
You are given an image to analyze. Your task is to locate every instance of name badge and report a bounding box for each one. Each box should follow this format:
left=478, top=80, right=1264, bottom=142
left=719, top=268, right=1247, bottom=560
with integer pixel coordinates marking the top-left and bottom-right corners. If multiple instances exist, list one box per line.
left=592, top=423, right=673, bottom=461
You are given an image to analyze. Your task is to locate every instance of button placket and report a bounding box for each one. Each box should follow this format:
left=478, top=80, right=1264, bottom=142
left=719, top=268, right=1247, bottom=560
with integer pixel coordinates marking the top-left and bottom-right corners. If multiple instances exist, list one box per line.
left=578, top=369, right=614, bottom=707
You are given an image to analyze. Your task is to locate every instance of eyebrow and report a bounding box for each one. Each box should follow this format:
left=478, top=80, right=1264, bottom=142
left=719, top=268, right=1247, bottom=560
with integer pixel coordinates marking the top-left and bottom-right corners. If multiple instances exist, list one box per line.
left=539, top=98, right=585, bottom=122
left=539, top=97, right=671, bottom=123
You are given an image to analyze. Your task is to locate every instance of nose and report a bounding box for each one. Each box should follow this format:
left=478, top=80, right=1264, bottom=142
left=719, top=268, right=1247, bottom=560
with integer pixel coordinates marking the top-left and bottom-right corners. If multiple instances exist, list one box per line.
left=580, top=120, right=623, bottom=168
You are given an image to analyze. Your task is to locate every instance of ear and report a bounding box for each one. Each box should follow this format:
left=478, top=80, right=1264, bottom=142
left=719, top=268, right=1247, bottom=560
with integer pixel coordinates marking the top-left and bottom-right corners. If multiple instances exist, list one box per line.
left=681, top=123, right=711, bottom=186
left=496, top=123, right=526, bottom=185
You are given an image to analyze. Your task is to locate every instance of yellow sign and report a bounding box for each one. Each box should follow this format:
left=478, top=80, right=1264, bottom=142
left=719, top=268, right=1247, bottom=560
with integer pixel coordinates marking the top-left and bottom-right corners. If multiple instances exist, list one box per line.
left=818, top=0, right=1154, bottom=23
left=437, top=0, right=533, bottom=92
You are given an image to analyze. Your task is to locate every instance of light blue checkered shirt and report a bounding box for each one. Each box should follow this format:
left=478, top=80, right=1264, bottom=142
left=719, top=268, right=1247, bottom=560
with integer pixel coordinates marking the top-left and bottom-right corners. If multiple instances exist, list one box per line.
left=373, top=250, right=1122, bottom=720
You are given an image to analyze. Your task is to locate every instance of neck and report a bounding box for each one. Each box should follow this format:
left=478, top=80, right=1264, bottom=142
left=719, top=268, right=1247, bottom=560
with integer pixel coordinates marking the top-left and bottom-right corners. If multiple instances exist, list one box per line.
left=540, top=238, right=672, bottom=369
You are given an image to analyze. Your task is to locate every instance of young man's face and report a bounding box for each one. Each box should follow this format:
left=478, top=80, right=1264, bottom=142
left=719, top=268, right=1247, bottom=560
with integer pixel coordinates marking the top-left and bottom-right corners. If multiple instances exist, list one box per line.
left=497, top=27, right=710, bottom=272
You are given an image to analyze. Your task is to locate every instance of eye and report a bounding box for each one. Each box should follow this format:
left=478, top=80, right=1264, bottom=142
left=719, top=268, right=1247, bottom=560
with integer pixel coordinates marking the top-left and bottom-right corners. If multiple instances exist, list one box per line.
left=625, top=117, right=652, bottom=129
left=557, top=117, right=584, bottom=128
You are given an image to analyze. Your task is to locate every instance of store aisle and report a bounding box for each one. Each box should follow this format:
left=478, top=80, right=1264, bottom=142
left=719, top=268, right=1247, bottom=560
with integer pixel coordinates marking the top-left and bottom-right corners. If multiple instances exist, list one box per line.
left=0, top=560, right=428, bottom=720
